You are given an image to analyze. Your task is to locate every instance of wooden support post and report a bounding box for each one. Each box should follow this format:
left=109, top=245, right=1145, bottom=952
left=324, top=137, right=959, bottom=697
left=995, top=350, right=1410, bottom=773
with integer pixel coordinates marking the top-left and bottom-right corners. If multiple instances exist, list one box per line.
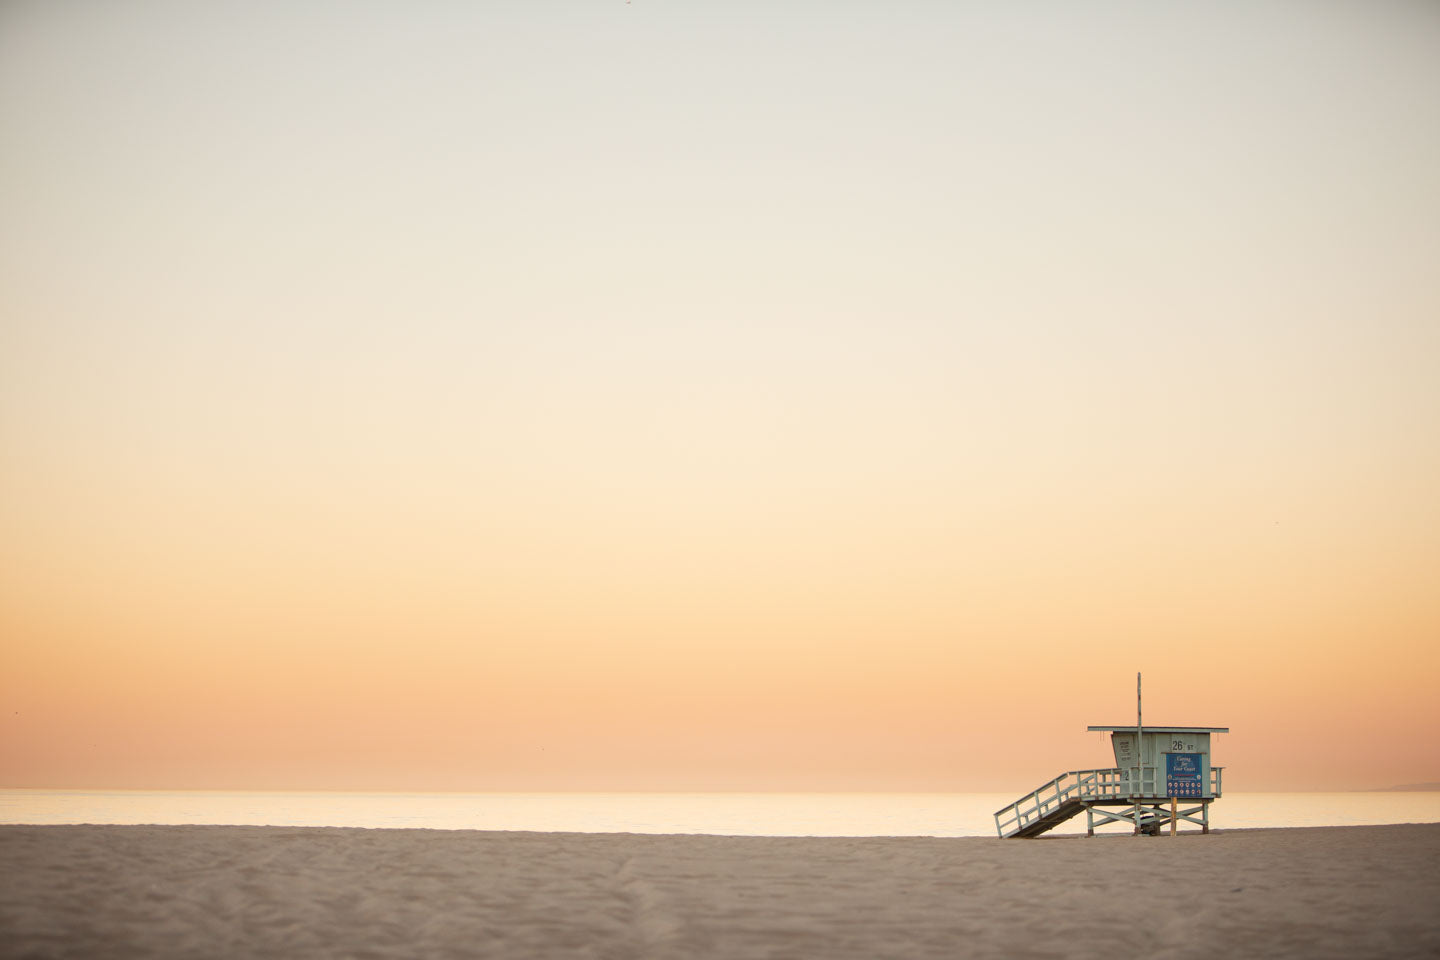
left=1133, top=799, right=1141, bottom=835
left=1170, top=796, right=1177, bottom=837
left=1086, top=805, right=1094, bottom=837
left=1202, top=800, right=1210, bottom=835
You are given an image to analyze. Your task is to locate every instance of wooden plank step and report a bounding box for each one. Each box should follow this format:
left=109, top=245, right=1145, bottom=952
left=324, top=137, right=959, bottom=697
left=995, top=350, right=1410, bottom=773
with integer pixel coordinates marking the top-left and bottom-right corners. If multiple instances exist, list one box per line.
left=1004, top=799, right=1086, bottom=838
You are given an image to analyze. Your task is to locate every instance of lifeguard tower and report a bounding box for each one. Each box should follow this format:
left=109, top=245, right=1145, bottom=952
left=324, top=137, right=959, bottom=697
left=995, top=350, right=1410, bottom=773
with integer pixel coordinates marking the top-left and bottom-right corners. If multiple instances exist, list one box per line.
left=994, top=675, right=1227, bottom=838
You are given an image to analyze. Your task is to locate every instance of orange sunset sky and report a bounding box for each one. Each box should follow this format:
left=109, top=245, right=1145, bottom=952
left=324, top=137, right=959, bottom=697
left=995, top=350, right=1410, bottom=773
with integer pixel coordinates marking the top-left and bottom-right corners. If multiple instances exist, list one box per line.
left=2, top=1, right=1438, bottom=793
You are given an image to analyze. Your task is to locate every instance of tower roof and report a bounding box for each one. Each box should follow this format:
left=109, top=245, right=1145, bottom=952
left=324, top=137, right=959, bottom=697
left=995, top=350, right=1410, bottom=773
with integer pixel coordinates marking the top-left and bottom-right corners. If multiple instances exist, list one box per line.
left=1087, top=725, right=1229, bottom=733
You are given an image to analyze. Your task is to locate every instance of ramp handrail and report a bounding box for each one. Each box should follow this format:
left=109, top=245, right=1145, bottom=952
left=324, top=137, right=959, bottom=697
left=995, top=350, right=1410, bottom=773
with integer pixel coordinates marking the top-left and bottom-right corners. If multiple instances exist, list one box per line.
left=994, top=768, right=1127, bottom=837
left=994, top=766, right=1226, bottom=837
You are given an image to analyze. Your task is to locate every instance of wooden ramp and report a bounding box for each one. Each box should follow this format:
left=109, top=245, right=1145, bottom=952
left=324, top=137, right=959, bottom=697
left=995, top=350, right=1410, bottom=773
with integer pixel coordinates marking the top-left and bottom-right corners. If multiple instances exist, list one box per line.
left=994, top=767, right=1224, bottom=838
left=1006, top=797, right=1087, bottom=838
left=994, top=769, right=1125, bottom=838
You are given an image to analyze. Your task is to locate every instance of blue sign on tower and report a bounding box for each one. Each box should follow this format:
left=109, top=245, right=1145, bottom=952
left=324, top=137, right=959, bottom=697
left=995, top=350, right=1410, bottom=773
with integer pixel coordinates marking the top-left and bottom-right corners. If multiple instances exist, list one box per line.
left=1166, top=753, right=1203, bottom=797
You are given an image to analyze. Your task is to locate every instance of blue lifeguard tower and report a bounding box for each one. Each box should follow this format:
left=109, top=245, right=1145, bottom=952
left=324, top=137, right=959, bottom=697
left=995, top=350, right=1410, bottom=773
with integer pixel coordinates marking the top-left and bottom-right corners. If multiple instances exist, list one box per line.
left=994, top=675, right=1228, bottom=838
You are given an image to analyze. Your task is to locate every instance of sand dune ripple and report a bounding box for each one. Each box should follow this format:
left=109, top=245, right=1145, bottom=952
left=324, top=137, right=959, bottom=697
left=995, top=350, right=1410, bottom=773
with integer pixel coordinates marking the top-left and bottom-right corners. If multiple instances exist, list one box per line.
left=2, top=823, right=1437, bottom=958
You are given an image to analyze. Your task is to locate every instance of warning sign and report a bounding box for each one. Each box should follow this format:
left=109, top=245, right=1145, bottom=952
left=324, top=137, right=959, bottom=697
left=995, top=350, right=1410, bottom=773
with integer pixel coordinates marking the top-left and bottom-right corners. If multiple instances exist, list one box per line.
left=1166, top=753, right=1203, bottom=797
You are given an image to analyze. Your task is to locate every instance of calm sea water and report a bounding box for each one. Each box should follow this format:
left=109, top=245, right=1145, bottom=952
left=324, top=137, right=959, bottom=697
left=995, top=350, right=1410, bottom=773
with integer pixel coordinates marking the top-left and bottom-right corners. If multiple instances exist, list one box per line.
left=3, top=790, right=1437, bottom=837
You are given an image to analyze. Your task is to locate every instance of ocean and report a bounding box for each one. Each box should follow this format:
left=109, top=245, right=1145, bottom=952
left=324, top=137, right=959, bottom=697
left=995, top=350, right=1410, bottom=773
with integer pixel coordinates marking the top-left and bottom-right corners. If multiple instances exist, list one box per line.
left=3, top=789, right=1437, bottom=837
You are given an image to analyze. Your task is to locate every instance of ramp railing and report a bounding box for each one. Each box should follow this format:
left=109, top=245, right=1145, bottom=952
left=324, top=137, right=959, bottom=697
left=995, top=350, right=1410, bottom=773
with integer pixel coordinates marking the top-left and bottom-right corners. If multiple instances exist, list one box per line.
left=993, top=768, right=1127, bottom=837
left=994, top=766, right=1227, bottom=837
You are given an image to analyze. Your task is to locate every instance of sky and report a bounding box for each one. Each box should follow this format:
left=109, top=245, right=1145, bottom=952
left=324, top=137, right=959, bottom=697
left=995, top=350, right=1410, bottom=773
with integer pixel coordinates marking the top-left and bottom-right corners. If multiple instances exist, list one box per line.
left=2, top=0, right=1438, bottom=793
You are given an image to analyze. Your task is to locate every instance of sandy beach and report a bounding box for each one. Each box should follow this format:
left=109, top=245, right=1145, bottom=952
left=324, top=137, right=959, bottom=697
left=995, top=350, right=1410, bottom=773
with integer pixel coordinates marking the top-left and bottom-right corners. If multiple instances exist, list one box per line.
left=2, top=823, right=1437, bottom=959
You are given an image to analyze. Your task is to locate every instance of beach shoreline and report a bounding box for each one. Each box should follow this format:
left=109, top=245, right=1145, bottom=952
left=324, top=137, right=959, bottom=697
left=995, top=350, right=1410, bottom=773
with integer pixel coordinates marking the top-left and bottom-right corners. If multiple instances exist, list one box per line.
left=3, top=822, right=1438, bottom=958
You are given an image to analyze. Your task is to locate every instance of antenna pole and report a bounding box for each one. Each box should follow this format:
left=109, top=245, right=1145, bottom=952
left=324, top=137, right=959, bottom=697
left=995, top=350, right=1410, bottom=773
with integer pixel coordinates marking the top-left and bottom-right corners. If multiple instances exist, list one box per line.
left=1137, top=671, right=1144, bottom=798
